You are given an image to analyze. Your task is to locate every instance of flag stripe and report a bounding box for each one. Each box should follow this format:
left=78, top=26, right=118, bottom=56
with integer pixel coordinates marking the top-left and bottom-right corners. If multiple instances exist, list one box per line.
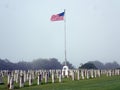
left=51, top=11, right=64, bottom=21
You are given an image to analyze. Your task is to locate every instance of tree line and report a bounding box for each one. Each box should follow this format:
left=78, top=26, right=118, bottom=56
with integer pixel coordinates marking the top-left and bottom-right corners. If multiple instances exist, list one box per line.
left=79, top=61, right=120, bottom=69
left=0, top=58, right=74, bottom=70
left=0, top=58, right=120, bottom=70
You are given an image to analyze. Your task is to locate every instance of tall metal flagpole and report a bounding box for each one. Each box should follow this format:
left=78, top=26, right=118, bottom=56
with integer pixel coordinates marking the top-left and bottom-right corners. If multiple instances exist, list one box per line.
left=64, top=9, right=67, bottom=66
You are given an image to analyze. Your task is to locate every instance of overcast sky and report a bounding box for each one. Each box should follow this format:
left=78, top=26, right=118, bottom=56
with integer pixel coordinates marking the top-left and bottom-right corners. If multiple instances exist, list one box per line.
left=0, top=0, right=120, bottom=67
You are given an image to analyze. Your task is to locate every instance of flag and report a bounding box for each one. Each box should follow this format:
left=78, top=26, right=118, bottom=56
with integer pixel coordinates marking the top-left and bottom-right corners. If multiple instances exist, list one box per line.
left=51, top=11, right=65, bottom=21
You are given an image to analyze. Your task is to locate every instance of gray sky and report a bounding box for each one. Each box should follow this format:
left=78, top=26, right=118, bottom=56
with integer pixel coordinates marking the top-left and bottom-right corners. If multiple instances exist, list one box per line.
left=0, top=0, right=120, bottom=67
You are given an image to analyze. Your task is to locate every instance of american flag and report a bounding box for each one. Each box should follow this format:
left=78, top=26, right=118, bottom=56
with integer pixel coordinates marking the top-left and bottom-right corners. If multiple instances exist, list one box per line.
left=51, top=11, right=65, bottom=21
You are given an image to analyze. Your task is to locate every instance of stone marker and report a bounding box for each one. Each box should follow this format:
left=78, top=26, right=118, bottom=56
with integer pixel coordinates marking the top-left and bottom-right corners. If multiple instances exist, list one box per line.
left=72, top=70, right=75, bottom=81
left=20, top=74, right=24, bottom=88
left=86, top=70, right=89, bottom=79
left=81, top=70, right=85, bottom=80
left=52, top=71, right=55, bottom=83
left=62, top=66, right=69, bottom=77
left=7, top=74, right=10, bottom=85
left=24, top=71, right=27, bottom=82
left=9, top=76, right=14, bottom=89
left=29, top=74, right=32, bottom=86
left=59, top=72, right=62, bottom=83
left=45, top=72, right=48, bottom=83
left=77, top=70, right=80, bottom=80
left=0, top=73, right=3, bottom=84
left=37, top=73, right=42, bottom=85
left=90, top=70, right=94, bottom=78
left=15, top=72, right=19, bottom=83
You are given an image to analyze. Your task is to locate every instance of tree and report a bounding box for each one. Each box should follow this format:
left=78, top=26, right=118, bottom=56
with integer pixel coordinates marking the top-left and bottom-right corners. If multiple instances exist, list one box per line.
left=105, top=61, right=120, bottom=69
left=62, top=61, right=74, bottom=69
left=0, top=58, right=63, bottom=70
left=32, top=58, right=62, bottom=70
left=49, top=58, right=62, bottom=69
left=79, top=62, right=97, bottom=69
left=89, top=61, right=105, bottom=69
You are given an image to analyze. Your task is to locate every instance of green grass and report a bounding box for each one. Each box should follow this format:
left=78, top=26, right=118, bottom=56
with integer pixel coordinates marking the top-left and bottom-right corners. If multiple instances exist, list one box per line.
left=1, top=75, right=120, bottom=90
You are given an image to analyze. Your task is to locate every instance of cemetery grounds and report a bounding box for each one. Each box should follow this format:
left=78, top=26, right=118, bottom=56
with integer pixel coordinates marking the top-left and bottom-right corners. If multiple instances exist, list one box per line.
left=0, top=75, right=120, bottom=90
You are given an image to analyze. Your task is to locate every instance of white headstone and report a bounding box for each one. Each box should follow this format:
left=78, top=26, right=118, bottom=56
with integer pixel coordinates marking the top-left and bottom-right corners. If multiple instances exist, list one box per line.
left=81, top=70, right=85, bottom=80
left=90, top=70, right=94, bottom=78
left=0, top=73, right=3, bottom=84
left=9, top=76, right=14, bottom=89
left=72, top=70, right=75, bottom=81
left=29, top=74, right=32, bottom=86
left=45, top=72, right=48, bottom=83
left=32, top=71, right=35, bottom=80
left=37, top=74, right=41, bottom=85
left=86, top=70, right=89, bottom=79
left=1, top=71, right=4, bottom=77
left=59, top=72, right=62, bottom=83
left=52, top=71, right=55, bottom=83
left=7, top=74, right=10, bottom=84
left=20, top=75, right=24, bottom=88
left=94, top=70, right=97, bottom=78
left=77, top=70, right=80, bottom=80
left=97, top=70, right=101, bottom=77
left=15, top=73, right=19, bottom=83
left=109, top=70, right=112, bottom=77
left=24, top=71, right=27, bottom=82
left=27, top=73, right=29, bottom=81
left=56, top=70, right=59, bottom=79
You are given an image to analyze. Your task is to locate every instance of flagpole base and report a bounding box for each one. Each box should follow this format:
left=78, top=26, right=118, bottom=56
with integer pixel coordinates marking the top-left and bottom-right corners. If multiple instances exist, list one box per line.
left=62, top=65, right=69, bottom=77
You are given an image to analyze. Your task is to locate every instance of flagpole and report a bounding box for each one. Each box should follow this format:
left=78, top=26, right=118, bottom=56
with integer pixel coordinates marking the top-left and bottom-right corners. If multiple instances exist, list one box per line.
left=64, top=9, right=67, bottom=66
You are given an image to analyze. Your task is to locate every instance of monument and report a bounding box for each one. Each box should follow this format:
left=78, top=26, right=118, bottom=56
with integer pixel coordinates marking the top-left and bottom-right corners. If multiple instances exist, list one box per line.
left=62, top=65, right=69, bottom=77
left=51, top=10, right=69, bottom=77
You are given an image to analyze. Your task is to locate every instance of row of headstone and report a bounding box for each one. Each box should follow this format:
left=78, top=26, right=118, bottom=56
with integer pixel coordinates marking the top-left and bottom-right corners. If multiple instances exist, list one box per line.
left=0, top=69, right=120, bottom=89
left=4, top=70, right=62, bottom=89
left=68, top=69, right=101, bottom=80
left=67, top=69, right=120, bottom=80
left=106, top=69, right=120, bottom=77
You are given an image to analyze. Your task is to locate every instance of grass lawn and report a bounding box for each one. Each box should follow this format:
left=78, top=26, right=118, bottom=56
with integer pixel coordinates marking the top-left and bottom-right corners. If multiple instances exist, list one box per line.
left=0, top=75, right=120, bottom=90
